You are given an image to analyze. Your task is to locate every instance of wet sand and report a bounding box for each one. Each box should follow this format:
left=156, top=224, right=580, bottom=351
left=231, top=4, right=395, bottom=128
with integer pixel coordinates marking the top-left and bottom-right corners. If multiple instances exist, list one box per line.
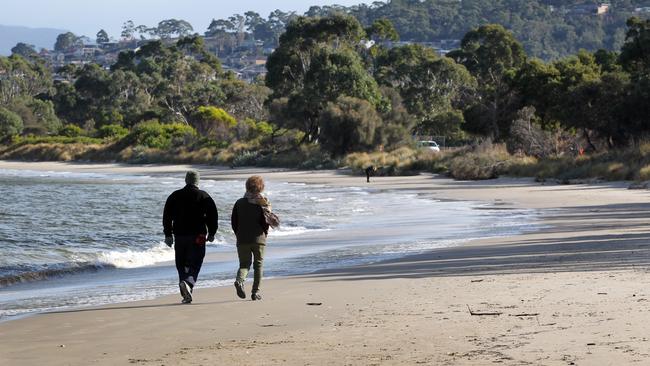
left=1, top=161, right=650, bottom=365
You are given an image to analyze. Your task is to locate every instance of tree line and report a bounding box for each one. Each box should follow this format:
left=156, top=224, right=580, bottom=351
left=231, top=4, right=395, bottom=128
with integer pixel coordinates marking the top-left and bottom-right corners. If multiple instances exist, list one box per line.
left=1, top=14, right=650, bottom=159
left=17, top=1, right=647, bottom=60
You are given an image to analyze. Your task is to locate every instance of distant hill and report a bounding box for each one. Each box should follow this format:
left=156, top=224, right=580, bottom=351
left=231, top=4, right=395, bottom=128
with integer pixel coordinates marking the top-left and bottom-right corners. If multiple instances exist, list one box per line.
left=0, top=25, right=67, bottom=55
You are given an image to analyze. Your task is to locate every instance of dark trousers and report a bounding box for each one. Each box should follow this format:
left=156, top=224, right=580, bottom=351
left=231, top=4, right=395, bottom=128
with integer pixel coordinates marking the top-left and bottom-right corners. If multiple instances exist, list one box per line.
left=174, top=234, right=206, bottom=289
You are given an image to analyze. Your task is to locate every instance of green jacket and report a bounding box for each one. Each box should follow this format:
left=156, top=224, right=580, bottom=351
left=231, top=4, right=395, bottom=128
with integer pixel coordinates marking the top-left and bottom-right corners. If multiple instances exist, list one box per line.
left=231, top=197, right=268, bottom=245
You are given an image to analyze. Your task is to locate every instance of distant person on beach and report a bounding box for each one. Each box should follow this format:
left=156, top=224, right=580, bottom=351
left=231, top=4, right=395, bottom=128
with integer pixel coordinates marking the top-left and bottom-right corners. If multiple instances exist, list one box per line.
left=163, top=170, right=218, bottom=304
left=365, top=165, right=376, bottom=183
left=231, top=175, right=279, bottom=301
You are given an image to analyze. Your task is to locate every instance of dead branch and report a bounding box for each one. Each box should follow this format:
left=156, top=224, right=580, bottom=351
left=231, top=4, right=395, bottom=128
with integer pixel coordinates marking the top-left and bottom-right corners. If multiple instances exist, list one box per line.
left=467, top=304, right=502, bottom=316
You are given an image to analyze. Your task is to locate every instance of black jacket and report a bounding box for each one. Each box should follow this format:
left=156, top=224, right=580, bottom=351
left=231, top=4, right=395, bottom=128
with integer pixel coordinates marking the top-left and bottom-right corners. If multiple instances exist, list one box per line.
left=231, top=197, right=268, bottom=245
left=163, top=185, right=218, bottom=237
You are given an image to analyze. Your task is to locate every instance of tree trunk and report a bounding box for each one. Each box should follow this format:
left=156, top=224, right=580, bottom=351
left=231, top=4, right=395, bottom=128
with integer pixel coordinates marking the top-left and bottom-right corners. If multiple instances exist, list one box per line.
left=583, top=128, right=597, bottom=152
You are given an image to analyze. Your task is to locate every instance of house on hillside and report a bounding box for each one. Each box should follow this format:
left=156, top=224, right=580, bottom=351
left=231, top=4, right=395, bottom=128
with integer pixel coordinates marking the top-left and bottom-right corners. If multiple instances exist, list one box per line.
left=239, top=63, right=266, bottom=82
left=569, top=3, right=610, bottom=16
left=43, top=51, right=66, bottom=68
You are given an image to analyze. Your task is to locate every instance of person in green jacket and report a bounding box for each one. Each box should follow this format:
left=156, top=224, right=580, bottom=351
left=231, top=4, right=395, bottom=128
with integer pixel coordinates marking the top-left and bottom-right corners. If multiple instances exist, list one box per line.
left=231, top=175, right=271, bottom=301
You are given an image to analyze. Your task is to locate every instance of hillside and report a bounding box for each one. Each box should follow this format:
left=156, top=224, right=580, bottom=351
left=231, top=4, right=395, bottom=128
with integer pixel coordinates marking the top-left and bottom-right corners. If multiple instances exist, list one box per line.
left=0, top=24, right=66, bottom=55
left=346, top=0, right=650, bottom=59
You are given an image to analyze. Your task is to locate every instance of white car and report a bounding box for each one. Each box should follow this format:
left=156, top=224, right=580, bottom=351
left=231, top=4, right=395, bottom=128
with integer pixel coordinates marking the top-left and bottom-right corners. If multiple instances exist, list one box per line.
left=418, top=140, right=440, bottom=152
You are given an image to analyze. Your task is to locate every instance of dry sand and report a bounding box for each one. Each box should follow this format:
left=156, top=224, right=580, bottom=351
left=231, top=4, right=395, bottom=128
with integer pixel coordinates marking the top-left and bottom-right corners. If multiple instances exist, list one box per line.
left=1, top=161, right=650, bottom=365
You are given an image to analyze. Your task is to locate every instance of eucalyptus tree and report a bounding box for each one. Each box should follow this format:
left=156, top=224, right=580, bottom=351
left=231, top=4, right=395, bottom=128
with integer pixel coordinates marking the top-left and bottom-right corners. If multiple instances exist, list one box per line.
left=319, top=96, right=381, bottom=155
left=265, top=14, right=381, bottom=143
left=448, top=24, right=526, bottom=139
left=121, top=20, right=136, bottom=40
left=365, top=18, right=399, bottom=42
left=11, top=43, right=38, bottom=59
left=620, top=17, right=650, bottom=72
left=96, top=29, right=110, bottom=44
left=7, top=97, right=61, bottom=135
left=155, top=19, right=194, bottom=39
left=112, top=39, right=224, bottom=124
left=54, top=32, right=82, bottom=52
left=0, top=55, right=52, bottom=105
left=375, top=44, right=475, bottom=137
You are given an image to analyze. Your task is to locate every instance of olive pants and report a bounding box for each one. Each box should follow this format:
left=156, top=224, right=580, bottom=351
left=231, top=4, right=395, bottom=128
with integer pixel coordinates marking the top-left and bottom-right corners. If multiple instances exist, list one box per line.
left=235, top=243, right=265, bottom=293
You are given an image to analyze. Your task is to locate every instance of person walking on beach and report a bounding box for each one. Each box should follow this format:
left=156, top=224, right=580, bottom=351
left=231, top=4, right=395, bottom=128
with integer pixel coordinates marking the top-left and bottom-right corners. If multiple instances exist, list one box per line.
left=231, top=175, right=278, bottom=301
left=365, top=165, right=376, bottom=183
left=163, top=170, right=218, bottom=304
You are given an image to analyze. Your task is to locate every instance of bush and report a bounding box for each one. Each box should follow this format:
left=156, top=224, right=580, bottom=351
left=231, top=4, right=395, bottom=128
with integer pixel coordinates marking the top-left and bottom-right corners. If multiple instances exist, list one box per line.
left=236, top=144, right=337, bottom=169
left=240, top=118, right=274, bottom=141
left=129, top=120, right=197, bottom=149
left=319, top=97, right=380, bottom=156
left=447, top=143, right=530, bottom=180
left=231, top=150, right=260, bottom=166
left=0, top=107, right=24, bottom=138
left=96, top=124, right=129, bottom=139
left=7, top=97, right=61, bottom=136
left=58, top=124, right=84, bottom=137
left=507, top=147, right=642, bottom=182
left=11, top=135, right=103, bottom=145
left=345, top=147, right=422, bottom=175
left=192, top=106, right=237, bottom=141
left=507, top=106, right=554, bottom=158
left=639, top=164, right=650, bottom=181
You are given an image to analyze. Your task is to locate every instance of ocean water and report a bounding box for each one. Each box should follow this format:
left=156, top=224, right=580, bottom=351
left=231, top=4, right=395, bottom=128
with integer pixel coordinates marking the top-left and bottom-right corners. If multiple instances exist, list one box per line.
left=0, top=168, right=542, bottom=319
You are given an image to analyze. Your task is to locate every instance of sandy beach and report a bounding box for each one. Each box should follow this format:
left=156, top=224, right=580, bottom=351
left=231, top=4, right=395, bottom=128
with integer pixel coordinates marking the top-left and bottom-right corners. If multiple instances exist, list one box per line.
left=1, top=161, right=650, bottom=365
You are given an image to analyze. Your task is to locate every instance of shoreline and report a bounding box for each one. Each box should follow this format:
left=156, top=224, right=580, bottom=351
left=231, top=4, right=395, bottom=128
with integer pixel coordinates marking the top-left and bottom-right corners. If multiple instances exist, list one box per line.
left=0, top=160, right=534, bottom=321
left=1, top=161, right=650, bottom=365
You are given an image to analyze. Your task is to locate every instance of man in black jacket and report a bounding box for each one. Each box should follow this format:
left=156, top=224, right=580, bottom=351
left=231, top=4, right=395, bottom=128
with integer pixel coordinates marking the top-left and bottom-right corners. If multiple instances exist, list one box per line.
left=163, top=170, right=218, bottom=304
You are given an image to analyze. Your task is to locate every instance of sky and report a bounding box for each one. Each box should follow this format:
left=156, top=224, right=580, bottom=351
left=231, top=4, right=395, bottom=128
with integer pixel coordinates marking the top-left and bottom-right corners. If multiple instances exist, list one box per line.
left=0, top=0, right=379, bottom=38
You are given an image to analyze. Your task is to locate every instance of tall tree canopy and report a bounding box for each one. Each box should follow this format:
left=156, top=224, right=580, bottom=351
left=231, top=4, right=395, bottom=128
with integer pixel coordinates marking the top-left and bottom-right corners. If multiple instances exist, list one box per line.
left=96, top=29, right=110, bottom=44
left=54, top=32, right=82, bottom=52
left=449, top=24, right=526, bottom=139
left=265, top=14, right=381, bottom=142
left=375, top=44, right=475, bottom=137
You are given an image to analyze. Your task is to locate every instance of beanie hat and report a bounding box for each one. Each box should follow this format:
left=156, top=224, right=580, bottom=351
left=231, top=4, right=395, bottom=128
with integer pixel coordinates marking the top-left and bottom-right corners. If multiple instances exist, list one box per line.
left=185, top=170, right=200, bottom=186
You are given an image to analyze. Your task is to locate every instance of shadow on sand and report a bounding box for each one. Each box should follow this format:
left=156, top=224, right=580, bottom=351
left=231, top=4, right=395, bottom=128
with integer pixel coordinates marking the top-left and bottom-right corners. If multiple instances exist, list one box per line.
left=43, top=299, right=237, bottom=315
left=307, top=202, right=650, bottom=282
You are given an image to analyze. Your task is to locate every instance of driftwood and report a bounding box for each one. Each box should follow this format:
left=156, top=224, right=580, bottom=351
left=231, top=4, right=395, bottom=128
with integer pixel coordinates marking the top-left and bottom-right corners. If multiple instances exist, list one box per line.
left=467, top=305, right=502, bottom=316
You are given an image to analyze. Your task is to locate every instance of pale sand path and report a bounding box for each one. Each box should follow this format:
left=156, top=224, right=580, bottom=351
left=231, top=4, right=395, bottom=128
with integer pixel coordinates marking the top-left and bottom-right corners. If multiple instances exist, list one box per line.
left=1, top=161, right=650, bottom=365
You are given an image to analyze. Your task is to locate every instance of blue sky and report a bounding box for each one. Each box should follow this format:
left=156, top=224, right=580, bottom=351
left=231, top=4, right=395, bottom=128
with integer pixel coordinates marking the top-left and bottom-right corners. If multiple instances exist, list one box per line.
left=0, top=0, right=378, bottom=38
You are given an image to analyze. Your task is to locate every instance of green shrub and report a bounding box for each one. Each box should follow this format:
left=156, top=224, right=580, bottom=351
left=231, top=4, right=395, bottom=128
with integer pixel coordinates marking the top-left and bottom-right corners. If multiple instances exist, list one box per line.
left=231, top=150, right=260, bottom=166
left=96, top=124, right=129, bottom=139
left=319, top=97, right=381, bottom=156
left=0, top=107, right=24, bottom=138
left=58, top=124, right=85, bottom=137
left=11, top=135, right=103, bottom=145
left=192, top=106, right=237, bottom=141
left=196, top=106, right=236, bottom=127
left=7, top=97, right=61, bottom=135
left=254, top=145, right=337, bottom=169
left=129, top=120, right=197, bottom=149
left=255, top=121, right=274, bottom=136
left=242, top=119, right=274, bottom=140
